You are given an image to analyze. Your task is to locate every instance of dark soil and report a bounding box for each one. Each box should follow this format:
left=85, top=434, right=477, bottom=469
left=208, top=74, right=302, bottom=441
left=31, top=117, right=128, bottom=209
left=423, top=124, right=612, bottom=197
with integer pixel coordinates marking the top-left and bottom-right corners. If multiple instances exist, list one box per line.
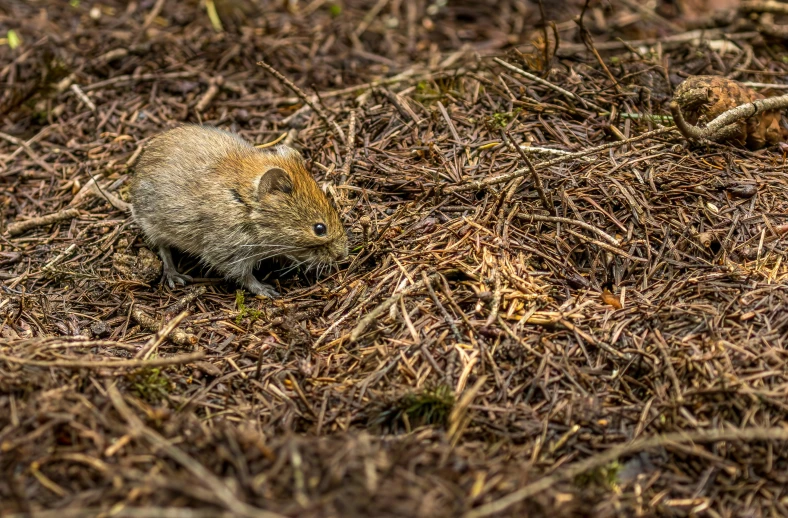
left=3, top=1, right=788, bottom=517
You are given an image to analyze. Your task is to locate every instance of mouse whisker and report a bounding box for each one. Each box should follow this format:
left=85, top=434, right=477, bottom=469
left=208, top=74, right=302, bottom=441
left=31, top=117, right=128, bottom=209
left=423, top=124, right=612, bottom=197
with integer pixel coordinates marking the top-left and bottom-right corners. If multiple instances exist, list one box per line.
left=277, top=258, right=308, bottom=277
left=237, top=244, right=302, bottom=249
left=228, top=248, right=301, bottom=266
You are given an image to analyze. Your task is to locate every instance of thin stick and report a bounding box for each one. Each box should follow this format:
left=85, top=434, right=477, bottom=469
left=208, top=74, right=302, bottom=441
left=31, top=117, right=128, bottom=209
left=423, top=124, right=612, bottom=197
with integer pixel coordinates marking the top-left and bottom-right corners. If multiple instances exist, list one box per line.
left=536, top=0, right=552, bottom=76
left=354, top=0, right=390, bottom=38
left=350, top=273, right=441, bottom=342
left=669, top=94, right=788, bottom=143
left=518, top=213, right=619, bottom=246
left=132, top=307, right=198, bottom=346
left=494, top=58, right=606, bottom=113
left=742, top=81, right=788, bottom=89
left=437, top=101, right=464, bottom=145
left=254, top=132, right=288, bottom=149
left=195, top=76, right=224, bottom=112
left=563, top=228, right=647, bottom=262
left=421, top=271, right=463, bottom=342
left=379, top=87, right=420, bottom=124
left=339, top=110, right=357, bottom=184
left=70, top=84, right=97, bottom=112
left=0, top=351, right=205, bottom=369
left=575, top=0, right=625, bottom=95
left=653, top=328, right=684, bottom=403
left=42, top=243, right=76, bottom=272
left=71, top=177, right=132, bottom=212
left=505, top=130, right=552, bottom=210
left=553, top=30, right=759, bottom=57
left=7, top=208, right=80, bottom=237
left=0, top=131, right=56, bottom=174
left=140, top=0, right=166, bottom=32
left=465, top=426, right=788, bottom=518
left=256, top=59, right=346, bottom=143
left=166, top=286, right=207, bottom=317
left=740, top=0, right=788, bottom=14
left=83, top=71, right=196, bottom=92
left=280, top=69, right=421, bottom=105
left=107, top=384, right=285, bottom=518
left=445, top=127, right=677, bottom=194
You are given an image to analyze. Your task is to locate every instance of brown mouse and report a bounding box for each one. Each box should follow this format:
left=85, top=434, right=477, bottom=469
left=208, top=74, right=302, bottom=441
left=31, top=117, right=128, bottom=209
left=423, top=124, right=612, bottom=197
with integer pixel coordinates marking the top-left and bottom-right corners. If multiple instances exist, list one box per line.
left=129, top=124, right=348, bottom=297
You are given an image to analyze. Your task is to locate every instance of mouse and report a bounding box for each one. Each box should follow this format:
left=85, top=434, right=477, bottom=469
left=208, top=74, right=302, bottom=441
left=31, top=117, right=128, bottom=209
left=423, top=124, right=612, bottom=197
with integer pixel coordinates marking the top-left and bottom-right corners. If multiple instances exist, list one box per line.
left=129, top=124, right=349, bottom=298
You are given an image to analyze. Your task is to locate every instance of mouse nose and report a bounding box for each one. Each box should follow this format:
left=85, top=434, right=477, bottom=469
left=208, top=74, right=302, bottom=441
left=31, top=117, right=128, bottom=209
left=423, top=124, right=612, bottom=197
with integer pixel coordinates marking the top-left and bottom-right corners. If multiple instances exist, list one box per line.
left=333, top=244, right=349, bottom=261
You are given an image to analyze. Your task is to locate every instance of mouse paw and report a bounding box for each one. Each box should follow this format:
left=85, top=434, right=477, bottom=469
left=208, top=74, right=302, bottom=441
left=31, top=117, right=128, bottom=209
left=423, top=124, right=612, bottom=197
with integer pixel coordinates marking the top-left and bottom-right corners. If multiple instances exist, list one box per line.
left=163, top=271, right=193, bottom=289
left=158, top=246, right=192, bottom=289
left=244, top=277, right=280, bottom=298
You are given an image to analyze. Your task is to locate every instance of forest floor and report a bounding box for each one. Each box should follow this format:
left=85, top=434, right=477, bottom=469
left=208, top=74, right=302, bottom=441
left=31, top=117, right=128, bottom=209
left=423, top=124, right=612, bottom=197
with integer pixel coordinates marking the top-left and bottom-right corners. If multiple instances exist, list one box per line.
left=2, top=0, right=788, bottom=516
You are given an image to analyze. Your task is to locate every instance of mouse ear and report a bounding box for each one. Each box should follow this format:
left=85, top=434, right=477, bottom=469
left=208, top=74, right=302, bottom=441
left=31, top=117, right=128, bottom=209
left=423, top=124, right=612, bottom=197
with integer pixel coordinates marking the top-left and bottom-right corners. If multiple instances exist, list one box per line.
left=275, top=145, right=304, bottom=160
left=257, top=167, right=293, bottom=198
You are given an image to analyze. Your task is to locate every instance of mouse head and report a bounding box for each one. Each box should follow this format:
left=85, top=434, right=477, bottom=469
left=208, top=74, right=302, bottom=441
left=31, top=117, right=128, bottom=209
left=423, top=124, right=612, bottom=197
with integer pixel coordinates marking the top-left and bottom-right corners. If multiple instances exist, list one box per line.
left=247, top=146, right=348, bottom=268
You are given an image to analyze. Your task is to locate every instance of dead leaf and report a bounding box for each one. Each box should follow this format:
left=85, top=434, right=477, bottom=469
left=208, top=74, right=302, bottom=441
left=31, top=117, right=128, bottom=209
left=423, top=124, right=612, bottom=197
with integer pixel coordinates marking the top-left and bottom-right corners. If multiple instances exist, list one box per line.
left=601, top=288, right=623, bottom=309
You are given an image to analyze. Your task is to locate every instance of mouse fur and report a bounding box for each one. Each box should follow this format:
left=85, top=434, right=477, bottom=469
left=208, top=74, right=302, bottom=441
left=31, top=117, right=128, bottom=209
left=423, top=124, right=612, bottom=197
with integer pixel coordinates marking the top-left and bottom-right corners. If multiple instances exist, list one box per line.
left=129, top=124, right=348, bottom=297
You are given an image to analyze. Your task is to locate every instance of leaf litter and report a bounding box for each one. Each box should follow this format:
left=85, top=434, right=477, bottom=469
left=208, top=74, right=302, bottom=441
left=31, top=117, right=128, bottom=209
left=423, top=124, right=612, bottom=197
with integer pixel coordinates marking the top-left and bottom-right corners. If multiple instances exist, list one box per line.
left=2, top=0, right=788, bottom=517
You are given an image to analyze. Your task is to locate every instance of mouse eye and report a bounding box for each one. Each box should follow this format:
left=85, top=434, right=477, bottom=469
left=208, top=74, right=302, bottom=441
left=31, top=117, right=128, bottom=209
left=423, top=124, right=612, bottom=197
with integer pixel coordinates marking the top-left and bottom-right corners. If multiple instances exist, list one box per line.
left=313, top=223, right=327, bottom=236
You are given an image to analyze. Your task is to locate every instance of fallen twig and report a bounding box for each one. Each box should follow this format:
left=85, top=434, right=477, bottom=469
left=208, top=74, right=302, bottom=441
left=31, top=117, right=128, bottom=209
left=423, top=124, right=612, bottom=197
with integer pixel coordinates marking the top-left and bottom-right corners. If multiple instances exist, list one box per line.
left=195, top=76, right=224, bottom=112
left=350, top=272, right=442, bottom=342
left=0, top=351, right=205, bottom=369
left=465, top=426, right=788, bottom=518
left=166, top=286, right=207, bottom=317
left=564, top=228, right=647, bottom=262
left=740, top=0, right=788, bottom=14
left=576, top=0, right=625, bottom=95
left=339, top=109, right=357, bottom=184
left=257, top=59, right=346, bottom=143
left=553, top=30, right=759, bottom=57
left=70, top=84, right=97, bottom=113
left=132, top=307, right=198, bottom=346
left=505, top=131, right=552, bottom=210
left=421, top=270, right=463, bottom=342
left=83, top=71, right=197, bottom=92
left=0, top=130, right=56, bottom=174
left=70, top=178, right=132, bottom=212
left=6, top=208, right=80, bottom=237
left=670, top=93, right=788, bottom=144
left=494, top=58, right=606, bottom=113
left=445, top=127, right=677, bottom=194
left=107, top=384, right=285, bottom=518
left=517, top=213, right=620, bottom=246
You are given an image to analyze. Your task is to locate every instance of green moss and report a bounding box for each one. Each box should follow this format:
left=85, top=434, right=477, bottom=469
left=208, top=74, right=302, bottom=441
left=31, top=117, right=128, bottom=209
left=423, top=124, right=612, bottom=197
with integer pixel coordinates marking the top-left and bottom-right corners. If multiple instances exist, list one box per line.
left=414, top=78, right=461, bottom=103
left=487, top=108, right=522, bottom=128
left=235, top=290, right=262, bottom=324
left=129, top=367, right=172, bottom=403
left=373, top=384, right=455, bottom=431
left=574, top=460, right=622, bottom=490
